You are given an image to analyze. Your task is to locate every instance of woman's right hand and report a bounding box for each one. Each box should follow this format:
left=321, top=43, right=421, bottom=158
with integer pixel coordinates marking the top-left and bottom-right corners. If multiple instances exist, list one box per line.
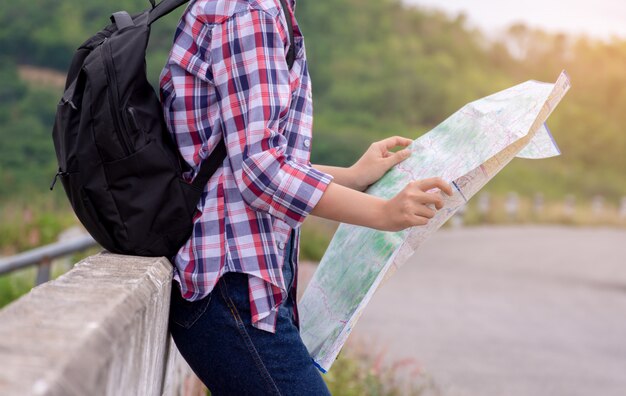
left=378, top=177, right=453, bottom=231
left=310, top=175, right=453, bottom=232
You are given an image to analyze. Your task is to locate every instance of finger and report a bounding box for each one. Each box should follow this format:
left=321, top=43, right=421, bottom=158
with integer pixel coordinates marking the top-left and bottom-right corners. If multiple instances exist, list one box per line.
left=386, top=149, right=411, bottom=166
left=410, top=189, right=444, bottom=209
left=380, top=136, right=413, bottom=150
left=414, top=205, right=436, bottom=219
left=416, top=177, right=453, bottom=196
left=410, top=215, right=429, bottom=227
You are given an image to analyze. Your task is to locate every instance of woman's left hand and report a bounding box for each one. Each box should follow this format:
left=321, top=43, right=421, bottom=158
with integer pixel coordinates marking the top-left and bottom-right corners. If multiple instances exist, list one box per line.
left=349, top=136, right=413, bottom=191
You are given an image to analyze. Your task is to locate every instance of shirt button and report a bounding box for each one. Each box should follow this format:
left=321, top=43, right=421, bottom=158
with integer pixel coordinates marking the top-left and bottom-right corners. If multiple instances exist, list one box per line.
left=277, top=241, right=286, bottom=250
left=303, top=138, right=311, bottom=148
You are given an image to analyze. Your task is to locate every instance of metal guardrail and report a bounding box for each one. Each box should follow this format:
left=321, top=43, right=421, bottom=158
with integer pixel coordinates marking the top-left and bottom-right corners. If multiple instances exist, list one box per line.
left=0, top=235, right=99, bottom=285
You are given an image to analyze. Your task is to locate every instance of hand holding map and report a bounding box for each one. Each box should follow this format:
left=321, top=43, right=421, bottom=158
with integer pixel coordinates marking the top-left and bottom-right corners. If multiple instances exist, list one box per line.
left=299, top=71, right=571, bottom=372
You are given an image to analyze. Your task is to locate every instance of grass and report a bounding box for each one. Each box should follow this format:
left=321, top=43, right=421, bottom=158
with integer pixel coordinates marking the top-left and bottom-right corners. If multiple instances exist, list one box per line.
left=0, top=268, right=34, bottom=308
left=0, top=198, right=77, bottom=255
left=300, top=217, right=339, bottom=261
left=323, top=343, right=440, bottom=396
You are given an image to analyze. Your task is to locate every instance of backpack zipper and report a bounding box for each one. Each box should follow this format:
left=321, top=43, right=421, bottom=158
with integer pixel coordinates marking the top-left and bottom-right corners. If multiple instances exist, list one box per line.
left=101, top=38, right=133, bottom=156
left=50, top=168, right=70, bottom=190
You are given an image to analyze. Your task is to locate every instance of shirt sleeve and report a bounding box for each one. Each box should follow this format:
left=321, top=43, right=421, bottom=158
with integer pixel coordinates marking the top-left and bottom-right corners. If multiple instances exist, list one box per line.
left=208, top=9, right=332, bottom=228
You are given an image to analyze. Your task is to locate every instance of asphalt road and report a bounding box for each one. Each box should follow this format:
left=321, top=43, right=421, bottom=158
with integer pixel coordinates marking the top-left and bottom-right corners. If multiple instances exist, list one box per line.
left=344, top=226, right=626, bottom=396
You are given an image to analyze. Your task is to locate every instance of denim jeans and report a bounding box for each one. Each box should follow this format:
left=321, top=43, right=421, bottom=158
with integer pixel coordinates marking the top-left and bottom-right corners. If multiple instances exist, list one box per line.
left=169, top=234, right=330, bottom=395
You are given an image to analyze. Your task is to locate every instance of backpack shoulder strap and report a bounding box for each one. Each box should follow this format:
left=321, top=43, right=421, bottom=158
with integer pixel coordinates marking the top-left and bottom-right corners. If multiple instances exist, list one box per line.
left=279, top=0, right=295, bottom=69
left=148, top=0, right=189, bottom=25
left=111, top=11, right=135, bottom=29
left=191, top=139, right=227, bottom=190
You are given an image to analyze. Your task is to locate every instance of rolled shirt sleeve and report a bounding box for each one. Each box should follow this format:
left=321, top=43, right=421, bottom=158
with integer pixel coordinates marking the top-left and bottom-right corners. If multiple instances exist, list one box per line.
left=209, top=9, right=332, bottom=229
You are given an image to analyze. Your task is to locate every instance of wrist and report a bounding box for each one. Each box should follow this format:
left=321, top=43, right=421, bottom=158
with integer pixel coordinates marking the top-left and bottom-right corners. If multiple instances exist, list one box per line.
left=367, top=197, right=388, bottom=230
left=347, top=163, right=368, bottom=191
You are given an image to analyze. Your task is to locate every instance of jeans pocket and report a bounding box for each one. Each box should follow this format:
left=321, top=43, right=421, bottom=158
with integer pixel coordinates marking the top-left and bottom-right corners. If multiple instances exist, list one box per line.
left=169, top=285, right=212, bottom=330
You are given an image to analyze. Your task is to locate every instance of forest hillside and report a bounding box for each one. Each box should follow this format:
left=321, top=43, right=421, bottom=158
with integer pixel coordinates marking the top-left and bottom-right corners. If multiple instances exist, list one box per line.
left=1, top=0, right=624, bottom=203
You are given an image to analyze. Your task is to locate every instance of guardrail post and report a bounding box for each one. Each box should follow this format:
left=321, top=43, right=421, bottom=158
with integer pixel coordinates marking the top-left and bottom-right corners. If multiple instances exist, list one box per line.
left=563, top=194, right=576, bottom=219
left=35, top=256, right=51, bottom=286
left=478, top=193, right=490, bottom=214
left=505, top=192, right=519, bottom=221
left=591, top=195, right=604, bottom=216
left=477, top=192, right=490, bottom=222
left=451, top=204, right=466, bottom=228
left=533, top=192, right=544, bottom=216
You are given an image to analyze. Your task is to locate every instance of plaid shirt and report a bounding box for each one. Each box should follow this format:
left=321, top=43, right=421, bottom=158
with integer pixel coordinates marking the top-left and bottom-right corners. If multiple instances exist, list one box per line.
left=159, top=0, right=332, bottom=333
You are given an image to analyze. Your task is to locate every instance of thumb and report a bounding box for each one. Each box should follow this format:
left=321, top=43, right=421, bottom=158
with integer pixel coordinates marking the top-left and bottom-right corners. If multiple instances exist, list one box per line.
left=386, top=149, right=411, bottom=167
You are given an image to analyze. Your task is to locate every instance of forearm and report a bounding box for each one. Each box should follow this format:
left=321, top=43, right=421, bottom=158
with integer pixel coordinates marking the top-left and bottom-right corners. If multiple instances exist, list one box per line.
left=312, top=164, right=365, bottom=191
left=311, top=177, right=453, bottom=232
left=310, top=181, right=385, bottom=228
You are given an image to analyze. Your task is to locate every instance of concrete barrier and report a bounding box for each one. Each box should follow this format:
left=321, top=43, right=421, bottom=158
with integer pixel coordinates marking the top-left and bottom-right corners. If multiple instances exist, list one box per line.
left=0, top=252, right=204, bottom=396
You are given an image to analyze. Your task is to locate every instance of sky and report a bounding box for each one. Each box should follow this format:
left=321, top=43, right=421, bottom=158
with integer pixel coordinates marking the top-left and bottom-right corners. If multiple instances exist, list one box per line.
left=405, top=0, right=626, bottom=39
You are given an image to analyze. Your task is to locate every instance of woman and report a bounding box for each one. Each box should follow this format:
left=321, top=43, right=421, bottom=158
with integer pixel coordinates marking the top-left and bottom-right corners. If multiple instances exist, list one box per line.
left=159, top=0, right=452, bottom=394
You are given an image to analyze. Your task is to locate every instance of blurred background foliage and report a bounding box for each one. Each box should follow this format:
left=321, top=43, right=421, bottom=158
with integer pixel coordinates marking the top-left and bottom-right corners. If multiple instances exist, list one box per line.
left=0, top=0, right=625, bottom=254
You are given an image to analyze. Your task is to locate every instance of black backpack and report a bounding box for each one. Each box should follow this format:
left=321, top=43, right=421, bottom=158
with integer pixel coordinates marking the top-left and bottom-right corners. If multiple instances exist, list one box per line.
left=51, top=0, right=296, bottom=257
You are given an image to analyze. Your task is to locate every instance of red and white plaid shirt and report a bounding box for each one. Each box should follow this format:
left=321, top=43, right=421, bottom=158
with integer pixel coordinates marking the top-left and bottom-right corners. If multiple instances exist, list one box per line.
left=159, top=0, right=332, bottom=332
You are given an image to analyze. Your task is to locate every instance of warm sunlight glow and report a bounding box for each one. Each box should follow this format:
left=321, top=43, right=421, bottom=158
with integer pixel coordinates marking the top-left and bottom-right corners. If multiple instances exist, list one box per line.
left=408, top=0, right=626, bottom=39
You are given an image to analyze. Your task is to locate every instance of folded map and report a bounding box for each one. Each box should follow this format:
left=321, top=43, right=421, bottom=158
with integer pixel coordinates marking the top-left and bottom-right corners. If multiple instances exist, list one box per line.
left=299, top=71, right=571, bottom=372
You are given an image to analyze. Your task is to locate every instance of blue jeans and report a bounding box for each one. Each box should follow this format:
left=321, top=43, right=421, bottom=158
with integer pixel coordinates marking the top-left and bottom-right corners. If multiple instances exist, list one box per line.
left=169, top=234, right=330, bottom=395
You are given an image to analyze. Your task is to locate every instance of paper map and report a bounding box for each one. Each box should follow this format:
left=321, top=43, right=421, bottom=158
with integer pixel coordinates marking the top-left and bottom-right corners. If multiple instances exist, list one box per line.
left=299, top=71, right=571, bottom=372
